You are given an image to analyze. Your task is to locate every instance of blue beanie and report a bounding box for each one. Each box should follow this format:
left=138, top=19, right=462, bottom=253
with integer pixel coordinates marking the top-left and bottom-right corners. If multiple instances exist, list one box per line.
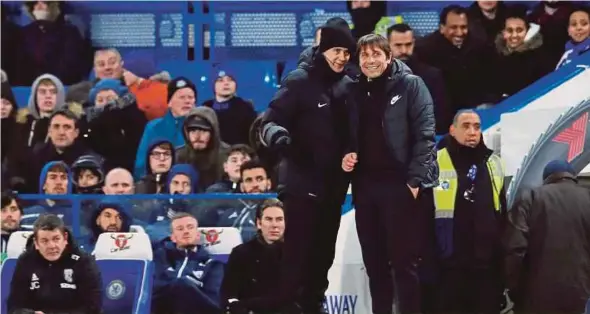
left=89, top=79, right=129, bottom=104
left=542, top=160, right=575, bottom=181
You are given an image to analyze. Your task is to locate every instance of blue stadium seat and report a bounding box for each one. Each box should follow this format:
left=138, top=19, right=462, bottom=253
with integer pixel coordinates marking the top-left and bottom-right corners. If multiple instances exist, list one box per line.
left=1, top=259, right=18, bottom=314
left=94, top=232, right=155, bottom=314
left=1, top=231, right=33, bottom=314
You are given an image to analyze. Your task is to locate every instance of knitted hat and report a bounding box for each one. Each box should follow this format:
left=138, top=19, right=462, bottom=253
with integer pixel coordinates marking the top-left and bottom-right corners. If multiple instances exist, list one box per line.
left=319, top=24, right=356, bottom=53
left=167, top=77, right=197, bottom=103
left=542, top=160, right=575, bottom=181
left=88, top=79, right=129, bottom=104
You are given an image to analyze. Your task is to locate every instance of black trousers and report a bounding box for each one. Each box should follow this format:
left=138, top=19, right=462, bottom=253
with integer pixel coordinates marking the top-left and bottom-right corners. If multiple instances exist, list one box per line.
left=277, top=191, right=344, bottom=311
left=354, top=177, right=431, bottom=314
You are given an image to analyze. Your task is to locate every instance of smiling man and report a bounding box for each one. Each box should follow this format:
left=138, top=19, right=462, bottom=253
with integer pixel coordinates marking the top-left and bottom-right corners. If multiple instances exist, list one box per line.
left=342, top=33, right=437, bottom=314
left=259, top=23, right=356, bottom=313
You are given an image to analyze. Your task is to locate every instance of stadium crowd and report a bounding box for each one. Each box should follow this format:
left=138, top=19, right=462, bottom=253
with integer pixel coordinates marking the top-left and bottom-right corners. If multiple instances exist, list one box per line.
left=1, top=1, right=590, bottom=314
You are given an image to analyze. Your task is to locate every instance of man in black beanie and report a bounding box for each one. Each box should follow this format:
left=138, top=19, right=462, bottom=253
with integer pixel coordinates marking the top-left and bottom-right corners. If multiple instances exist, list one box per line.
left=228, top=24, right=355, bottom=314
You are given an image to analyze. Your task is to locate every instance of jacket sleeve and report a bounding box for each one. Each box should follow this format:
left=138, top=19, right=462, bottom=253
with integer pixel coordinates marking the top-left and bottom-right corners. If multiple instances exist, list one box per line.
left=7, top=255, right=35, bottom=313
left=74, top=255, right=103, bottom=314
left=200, top=260, right=225, bottom=309
left=133, top=121, right=153, bottom=180
left=129, top=79, right=168, bottom=120
left=152, top=248, right=177, bottom=292
left=502, top=190, right=532, bottom=297
left=220, top=247, right=244, bottom=306
left=406, top=75, right=437, bottom=188
left=261, top=70, right=303, bottom=132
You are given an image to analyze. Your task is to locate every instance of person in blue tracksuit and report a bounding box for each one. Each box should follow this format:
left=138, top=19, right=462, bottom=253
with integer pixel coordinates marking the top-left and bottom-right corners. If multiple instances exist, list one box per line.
left=79, top=198, right=132, bottom=253
left=152, top=212, right=225, bottom=314
left=133, top=77, right=197, bottom=180
left=21, top=161, right=74, bottom=229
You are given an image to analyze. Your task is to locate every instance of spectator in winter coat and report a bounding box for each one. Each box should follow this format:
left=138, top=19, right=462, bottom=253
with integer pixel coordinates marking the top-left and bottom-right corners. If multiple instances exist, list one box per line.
left=1, top=191, right=23, bottom=258
left=1, top=80, right=22, bottom=165
left=71, top=154, right=105, bottom=194
left=66, top=48, right=171, bottom=120
left=135, top=138, right=176, bottom=194
left=504, top=160, right=590, bottom=314
left=206, top=144, right=255, bottom=193
left=7, top=214, right=102, bottom=314
left=21, top=161, right=73, bottom=230
left=387, top=23, right=450, bottom=134
left=176, top=106, right=230, bottom=192
left=80, top=198, right=132, bottom=253
left=151, top=213, right=224, bottom=314
left=494, top=6, right=553, bottom=97
left=84, top=78, right=147, bottom=172
left=16, top=73, right=67, bottom=150
left=202, top=69, right=257, bottom=145
left=556, top=7, right=590, bottom=69
left=18, top=1, right=91, bottom=85
left=222, top=198, right=285, bottom=314
left=415, top=5, right=498, bottom=111
left=134, top=77, right=196, bottom=180
left=467, top=1, right=508, bottom=48
left=529, top=1, right=574, bottom=66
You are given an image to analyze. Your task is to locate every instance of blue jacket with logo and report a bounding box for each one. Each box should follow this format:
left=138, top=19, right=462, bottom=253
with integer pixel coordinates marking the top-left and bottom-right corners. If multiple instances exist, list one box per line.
left=152, top=238, right=224, bottom=312
left=21, top=161, right=74, bottom=229
left=134, top=110, right=186, bottom=180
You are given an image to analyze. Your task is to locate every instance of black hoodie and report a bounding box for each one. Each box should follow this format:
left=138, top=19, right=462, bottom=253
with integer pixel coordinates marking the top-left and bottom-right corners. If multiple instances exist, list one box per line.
left=7, top=229, right=102, bottom=313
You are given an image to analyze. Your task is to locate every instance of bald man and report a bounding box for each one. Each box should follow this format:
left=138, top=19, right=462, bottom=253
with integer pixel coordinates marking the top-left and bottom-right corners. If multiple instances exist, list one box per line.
left=103, top=168, right=135, bottom=195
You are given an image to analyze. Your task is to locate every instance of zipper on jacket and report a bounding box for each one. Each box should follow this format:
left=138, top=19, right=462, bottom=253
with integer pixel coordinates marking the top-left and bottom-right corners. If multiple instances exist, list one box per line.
left=176, top=251, right=189, bottom=278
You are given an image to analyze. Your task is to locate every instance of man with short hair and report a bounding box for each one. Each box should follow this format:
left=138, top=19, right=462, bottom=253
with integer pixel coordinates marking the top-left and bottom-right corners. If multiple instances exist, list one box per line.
left=152, top=213, right=224, bottom=314
left=103, top=168, right=135, bottom=195
left=7, top=214, right=102, bottom=313
left=342, top=33, right=437, bottom=314
left=134, top=77, right=197, bottom=180
left=1, top=191, right=23, bottom=257
left=433, top=109, right=505, bottom=312
left=207, top=144, right=255, bottom=193
left=387, top=23, right=449, bottom=133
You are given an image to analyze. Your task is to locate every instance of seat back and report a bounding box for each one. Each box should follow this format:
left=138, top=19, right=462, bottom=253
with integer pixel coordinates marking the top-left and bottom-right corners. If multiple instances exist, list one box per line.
left=93, top=233, right=154, bottom=314
left=198, top=227, right=243, bottom=263
left=1, top=259, right=18, bottom=314
left=6, top=231, right=33, bottom=258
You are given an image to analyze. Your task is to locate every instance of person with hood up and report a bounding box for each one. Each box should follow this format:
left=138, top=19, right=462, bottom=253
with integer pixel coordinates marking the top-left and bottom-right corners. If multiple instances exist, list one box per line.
left=134, top=76, right=196, bottom=180
left=19, top=1, right=91, bottom=85
left=151, top=212, right=224, bottom=314
left=222, top=198, right=285, bottom=314
left=20, top=160, right=74, bottom=230
left=494, top=6, right=553, bottom=98
left=258, top=24, right=356, bottom=313
left=71, top=154, right=105, bottom=194
left=431, top=110, right=505, bottom=313
left=81, top=198, right=132, bottom=253
left=201, top=69, right=257, bottom=146
left=176, top=106, right=230, bottom=192
left=467, top=1, right=508, bottom=49
left=556, top=6, right=590, bottom=69
left=504, top=160, right=590, bottom=314
left=135, top=138, right=175, bottom=194
left=341, top=33, right=437, bottom=314
left=7, top=213, right=102, bottom=314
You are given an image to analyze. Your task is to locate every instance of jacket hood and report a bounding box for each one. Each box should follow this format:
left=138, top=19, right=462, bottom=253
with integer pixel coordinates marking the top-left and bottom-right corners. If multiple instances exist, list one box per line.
left=28, top=74, right=66, bottom=119
left=39, top=161, right=73, bottom=194
left=1, top=81, right=17, bottom=116
left=165, top=164, right=199, bottom=194
left=89, top=197, right=132, bottom=242
left=181, top=106, right=222, bottom=166
left=71, top=154, right=105, bottom=194
left=146, top=137, right=175, bottom=175
left=496, top=23, right=543, bottom=56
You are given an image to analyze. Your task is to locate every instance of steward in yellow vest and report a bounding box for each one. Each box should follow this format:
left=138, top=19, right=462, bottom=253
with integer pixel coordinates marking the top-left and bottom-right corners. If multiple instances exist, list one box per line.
left=433, top=110, right=506, bottom=313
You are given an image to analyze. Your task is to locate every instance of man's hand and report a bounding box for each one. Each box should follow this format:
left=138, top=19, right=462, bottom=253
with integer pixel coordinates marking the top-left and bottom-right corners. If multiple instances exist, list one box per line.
left=35, top=311, right=45, bottom=314
left=342, top=152, right=358, bottom=172
left=122, top=69, right=140, bottom=87
left=407, top=184, right=419, bottom=199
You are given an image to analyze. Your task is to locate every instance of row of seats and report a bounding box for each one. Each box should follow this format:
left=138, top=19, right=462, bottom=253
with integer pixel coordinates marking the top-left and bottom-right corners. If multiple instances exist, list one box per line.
left=0, top=227, right=243, bottom=314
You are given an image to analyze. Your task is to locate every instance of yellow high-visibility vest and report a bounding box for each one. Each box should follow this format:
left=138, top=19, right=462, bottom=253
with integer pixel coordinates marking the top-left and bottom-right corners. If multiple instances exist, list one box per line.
left=434, top=148, right=504, bottom=219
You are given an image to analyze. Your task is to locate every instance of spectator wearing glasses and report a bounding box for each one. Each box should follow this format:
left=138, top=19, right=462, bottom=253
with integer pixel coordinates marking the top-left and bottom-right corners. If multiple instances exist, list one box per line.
left=433, top=109, right=506, bottom=313
left=136, top=138, right=176, bottom=194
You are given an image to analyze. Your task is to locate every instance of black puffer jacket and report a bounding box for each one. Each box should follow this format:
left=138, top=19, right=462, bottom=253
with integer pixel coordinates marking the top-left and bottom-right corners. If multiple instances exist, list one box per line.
left=504, top=175, right=590, bottom=313
left=351, top=59, right=438, bottom=188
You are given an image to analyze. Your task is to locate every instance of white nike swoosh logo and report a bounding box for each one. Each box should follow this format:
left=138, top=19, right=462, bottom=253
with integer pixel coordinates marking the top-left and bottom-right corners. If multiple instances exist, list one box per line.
left=318, top=103, right=328, bottom=108
left=390, top=95, right=402, bottom=105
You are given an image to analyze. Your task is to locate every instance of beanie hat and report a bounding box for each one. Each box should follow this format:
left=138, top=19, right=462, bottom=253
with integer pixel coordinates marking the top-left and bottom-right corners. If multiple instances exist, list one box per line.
left=319, top=24, right=356, bottom=53
left=1, top=81, right=17, bottom=108
left=324, top=17, right=350, bottom=31
left=542, top=160, right=575, bottom=181
left=167, top=77, right=197, bottom=103
left=88, top=79, right=129, bottom=104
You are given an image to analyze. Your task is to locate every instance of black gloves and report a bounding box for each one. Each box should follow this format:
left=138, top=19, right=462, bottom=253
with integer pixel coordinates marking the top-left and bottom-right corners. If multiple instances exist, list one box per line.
left=260, top=122, right=291, bottom=149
